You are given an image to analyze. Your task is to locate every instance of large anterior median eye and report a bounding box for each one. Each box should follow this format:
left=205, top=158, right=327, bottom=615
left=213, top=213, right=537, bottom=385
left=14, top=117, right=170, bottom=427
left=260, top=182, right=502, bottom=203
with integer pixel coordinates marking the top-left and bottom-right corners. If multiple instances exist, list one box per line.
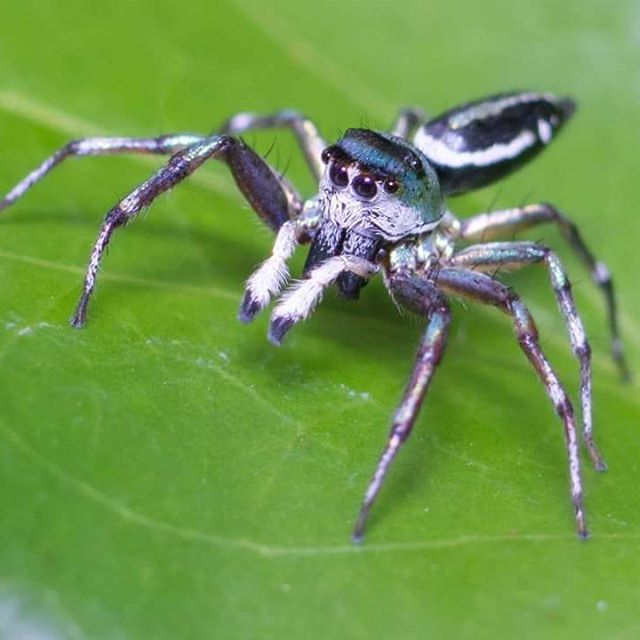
left=352, top=174, right=377, bottom=199
left=329, top=162, right=349, bottom=187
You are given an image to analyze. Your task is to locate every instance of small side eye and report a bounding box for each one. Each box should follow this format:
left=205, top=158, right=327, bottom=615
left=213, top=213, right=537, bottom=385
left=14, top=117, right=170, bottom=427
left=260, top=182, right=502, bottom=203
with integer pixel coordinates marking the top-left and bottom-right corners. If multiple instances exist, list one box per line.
left=321, top=148, right=332, bottom=164
left=407, top=156, right=422, bottom=171
left=329, top=162, right=349, bottom=187
left=383, top=178, right=400, bottom=194
left=352, top=175, right=378, bottom=199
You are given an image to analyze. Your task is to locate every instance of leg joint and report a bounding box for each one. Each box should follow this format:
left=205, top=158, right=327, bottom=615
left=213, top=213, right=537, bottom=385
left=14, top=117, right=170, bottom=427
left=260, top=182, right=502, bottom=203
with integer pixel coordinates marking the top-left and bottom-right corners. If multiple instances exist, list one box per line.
left=594, top=261, right=612, bottom=286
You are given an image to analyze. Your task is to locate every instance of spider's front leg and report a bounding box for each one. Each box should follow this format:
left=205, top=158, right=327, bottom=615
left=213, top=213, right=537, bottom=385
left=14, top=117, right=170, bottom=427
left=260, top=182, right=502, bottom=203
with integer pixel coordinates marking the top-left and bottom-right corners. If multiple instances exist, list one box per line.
left=459, top=203, right=629, bottom=381
left=218, top=110, right=327, bottom=181
left=67, top=135, right=301, bottom=326
left=0, top=134, right=204, bottom=211
left=436, top=267, right=588, bottom=538
left=352, top=272, right=451, bottom=542
left=450, top=241, right=605, bottom=471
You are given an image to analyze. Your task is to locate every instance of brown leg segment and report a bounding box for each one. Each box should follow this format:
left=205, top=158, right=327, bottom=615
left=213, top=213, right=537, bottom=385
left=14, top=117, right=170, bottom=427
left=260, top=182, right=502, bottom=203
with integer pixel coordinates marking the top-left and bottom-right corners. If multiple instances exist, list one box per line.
left=69, top=135, right=299, bottom=327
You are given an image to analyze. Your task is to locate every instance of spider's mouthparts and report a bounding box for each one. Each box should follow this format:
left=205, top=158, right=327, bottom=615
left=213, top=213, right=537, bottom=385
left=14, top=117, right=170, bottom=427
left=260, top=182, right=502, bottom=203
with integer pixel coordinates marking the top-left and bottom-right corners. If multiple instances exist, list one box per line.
left=303, top=219, right=382, bottom=299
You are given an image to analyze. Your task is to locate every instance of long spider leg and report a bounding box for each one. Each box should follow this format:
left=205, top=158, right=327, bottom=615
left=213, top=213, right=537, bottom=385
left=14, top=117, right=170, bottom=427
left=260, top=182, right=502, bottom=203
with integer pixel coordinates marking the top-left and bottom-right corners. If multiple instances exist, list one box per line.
left=352, top=274, right=450, bottom=543
left=218, top=110, right=327, bottom=181
left=450, top=241, right=605, bottom=471
left=268, top=255, right=379, bottom=345
left=436, top=267, right=588, bottom=538
left=389, top=107, right=426, bottom=139
left=71, top=135, right=300, bottom=327
left=0, top=134, right=204, bottom=212
left=459, top=203, right=629, bottom=381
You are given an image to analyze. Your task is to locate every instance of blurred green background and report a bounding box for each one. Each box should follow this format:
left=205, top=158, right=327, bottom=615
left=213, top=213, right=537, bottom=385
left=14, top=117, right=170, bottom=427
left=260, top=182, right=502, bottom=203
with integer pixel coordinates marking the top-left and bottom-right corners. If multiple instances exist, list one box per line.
left=0, top=1, right=639, bottom=638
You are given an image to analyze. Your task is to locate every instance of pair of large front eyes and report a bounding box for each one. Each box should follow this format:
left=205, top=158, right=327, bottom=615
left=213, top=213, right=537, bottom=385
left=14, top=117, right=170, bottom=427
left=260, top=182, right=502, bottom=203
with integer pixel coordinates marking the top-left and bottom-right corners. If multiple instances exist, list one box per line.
left=327, top=163, right=400, bottom=200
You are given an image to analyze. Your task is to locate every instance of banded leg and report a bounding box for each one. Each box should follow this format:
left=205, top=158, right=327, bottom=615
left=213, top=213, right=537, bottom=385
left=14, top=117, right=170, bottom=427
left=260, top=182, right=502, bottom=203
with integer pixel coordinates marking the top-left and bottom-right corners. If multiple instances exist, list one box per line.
left=389, top=107, right=426, bottom=139
left=0, top=134, right=204, bottom=211
left=71, top=135, right=300, bottom=327
left=460, top=203, right=629, bottom=381
left=353, top=275, right=450, bottom=542
left=268, top=255, right=379, bottom=345
left=436, top=267, right=588, bottom=538
left=218, top=110, right=327, bottom=181
left=450, top=241, right=604, bottom=471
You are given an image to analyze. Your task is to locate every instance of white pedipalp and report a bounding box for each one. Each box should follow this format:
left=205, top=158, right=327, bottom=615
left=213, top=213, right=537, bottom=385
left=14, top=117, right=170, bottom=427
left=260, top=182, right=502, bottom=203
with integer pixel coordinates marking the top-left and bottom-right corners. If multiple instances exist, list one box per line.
left=272, top=255, right=379, bottom=325
left=244, top=220, right=299, bottom=309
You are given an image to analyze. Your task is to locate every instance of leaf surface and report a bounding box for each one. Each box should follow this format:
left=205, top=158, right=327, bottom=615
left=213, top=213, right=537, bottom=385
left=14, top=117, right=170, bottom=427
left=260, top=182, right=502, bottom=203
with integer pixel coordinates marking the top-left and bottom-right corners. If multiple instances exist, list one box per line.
left=1, top=1, right=639, bottom=637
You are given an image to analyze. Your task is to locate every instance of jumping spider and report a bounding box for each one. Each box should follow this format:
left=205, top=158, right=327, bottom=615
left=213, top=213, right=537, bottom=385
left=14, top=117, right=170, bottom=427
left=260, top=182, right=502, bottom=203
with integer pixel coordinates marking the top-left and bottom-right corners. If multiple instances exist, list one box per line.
left=1, top=92, right=628, bottom=541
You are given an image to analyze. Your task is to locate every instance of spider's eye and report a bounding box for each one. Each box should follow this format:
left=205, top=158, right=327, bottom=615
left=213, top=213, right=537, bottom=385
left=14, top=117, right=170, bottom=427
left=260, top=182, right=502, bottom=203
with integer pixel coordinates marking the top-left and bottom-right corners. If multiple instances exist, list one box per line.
left=329, top=162, right=349, bottom=188
left=383, top=178, right=400, bottom=194
left=321, top=148, right=332, bottom=164
left=405, top=154, right=423, bottom=174
left=352, top=174, right=378, bottom=199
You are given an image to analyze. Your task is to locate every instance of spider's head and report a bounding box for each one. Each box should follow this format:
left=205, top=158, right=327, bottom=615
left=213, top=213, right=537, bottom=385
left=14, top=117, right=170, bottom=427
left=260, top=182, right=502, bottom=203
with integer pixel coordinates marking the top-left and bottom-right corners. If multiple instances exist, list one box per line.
left=305, top=129, right=444, bottom=298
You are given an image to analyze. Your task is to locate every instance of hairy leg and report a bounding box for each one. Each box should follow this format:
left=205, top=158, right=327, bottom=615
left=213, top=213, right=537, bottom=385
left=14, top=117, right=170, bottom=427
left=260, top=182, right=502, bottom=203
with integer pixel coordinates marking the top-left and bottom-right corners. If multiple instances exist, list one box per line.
left=218, top=110, right=327, bottom=181
left=450, top=241, right=604, bottom=471
left=459, top=203, right=629, bottom=380
left=0, top=134, right=203, bottom=211
left=436, top=267, right=588, bottom=538
left=353, top=273, right=450, bottom=542
left=70, top=135, right=301, bottom=327
left=268, top=255, right=379, bottom=345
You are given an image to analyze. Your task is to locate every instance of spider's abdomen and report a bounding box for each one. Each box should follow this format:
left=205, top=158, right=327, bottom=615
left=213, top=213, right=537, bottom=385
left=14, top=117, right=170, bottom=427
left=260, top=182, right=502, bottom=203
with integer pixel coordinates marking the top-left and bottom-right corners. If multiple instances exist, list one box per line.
left=414, top=92, right=575, bottom=195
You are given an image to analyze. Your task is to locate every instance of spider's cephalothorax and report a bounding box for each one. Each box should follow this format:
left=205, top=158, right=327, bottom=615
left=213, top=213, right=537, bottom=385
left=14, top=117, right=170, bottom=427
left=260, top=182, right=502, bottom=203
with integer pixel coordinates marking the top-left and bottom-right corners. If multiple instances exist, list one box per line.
left=0, top=91, right=629, bottom=543
left=305, top=129, right=444, bottom=298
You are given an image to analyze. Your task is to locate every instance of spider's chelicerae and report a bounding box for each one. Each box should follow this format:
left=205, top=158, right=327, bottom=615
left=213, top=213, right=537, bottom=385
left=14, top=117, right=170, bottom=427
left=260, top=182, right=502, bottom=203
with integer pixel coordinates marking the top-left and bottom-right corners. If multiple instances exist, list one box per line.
left=1, top=92, right=629, bottom=541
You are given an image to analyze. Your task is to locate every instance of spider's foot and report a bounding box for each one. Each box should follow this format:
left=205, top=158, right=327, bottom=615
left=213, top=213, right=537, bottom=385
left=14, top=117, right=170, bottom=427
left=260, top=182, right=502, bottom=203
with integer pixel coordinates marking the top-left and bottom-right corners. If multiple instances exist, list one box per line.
left=70, top=314, right=86, bottom=329
left=351, top=532, right=364, bottom=545
left=574, top=503, right=589, bottom=540
left=351, top=504, right=372, bottom=545
left=268, top=315, right=294, bottom=346
left=593, top=459, right=608, bottom=473
left=584, top=436, right=608, bottom=473
left=591, top=453, right=608, bottom=473
left=238, top=291, right=263, bottom=324
left=70, top=295, right=89, bottom=328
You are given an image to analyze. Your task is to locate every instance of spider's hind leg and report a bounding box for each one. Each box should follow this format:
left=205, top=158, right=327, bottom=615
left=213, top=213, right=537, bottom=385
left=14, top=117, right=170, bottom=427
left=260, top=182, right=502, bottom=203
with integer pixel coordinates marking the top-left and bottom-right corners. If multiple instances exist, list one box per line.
left=450, top=241, right=605, bottom=472
left=459, top=203, right=629, bottom=382
left=436, top=267, right=589, bottom=538
left=70, top=135, right=301, bottom=327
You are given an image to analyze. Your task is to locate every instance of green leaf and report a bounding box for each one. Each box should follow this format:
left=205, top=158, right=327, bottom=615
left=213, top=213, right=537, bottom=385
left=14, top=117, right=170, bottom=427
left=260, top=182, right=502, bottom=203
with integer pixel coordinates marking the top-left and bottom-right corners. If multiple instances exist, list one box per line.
left=1, top=1, right=638, bottom=637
